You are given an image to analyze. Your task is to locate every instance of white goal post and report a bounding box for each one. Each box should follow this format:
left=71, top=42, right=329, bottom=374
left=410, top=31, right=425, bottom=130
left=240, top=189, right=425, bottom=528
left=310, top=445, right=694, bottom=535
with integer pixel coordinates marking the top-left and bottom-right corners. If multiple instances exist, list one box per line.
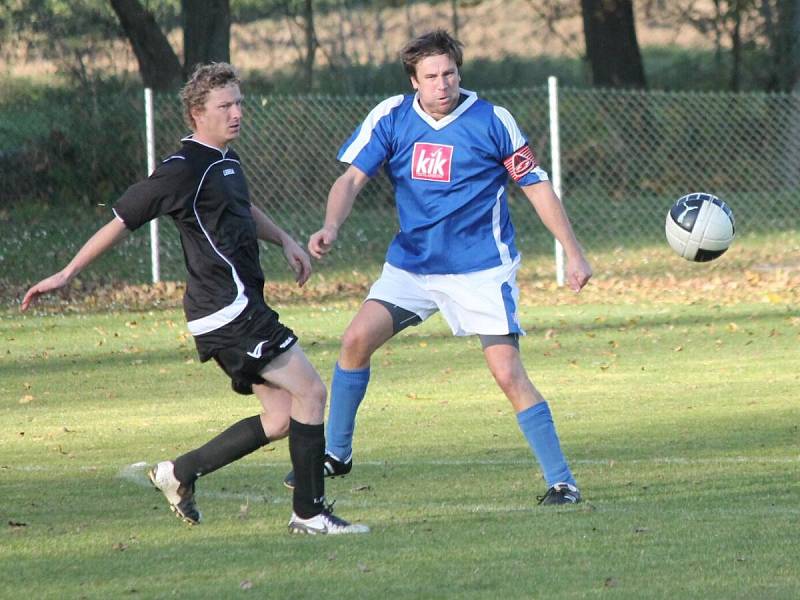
left=548, top=76, right=566, bottom=286
left=144, top=88, right=160, bottom=283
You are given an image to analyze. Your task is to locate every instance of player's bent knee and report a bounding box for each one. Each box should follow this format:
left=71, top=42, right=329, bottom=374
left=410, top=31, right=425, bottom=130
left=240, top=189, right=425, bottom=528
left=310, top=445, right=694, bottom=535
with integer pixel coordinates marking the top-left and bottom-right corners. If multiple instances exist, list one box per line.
left=304, top=377, right=327, bottom=408
left=263, top=413, right=290, bottom=440
left=489, top=362, right=525, bottom=394
left=339, top=327, right=375, bottom=364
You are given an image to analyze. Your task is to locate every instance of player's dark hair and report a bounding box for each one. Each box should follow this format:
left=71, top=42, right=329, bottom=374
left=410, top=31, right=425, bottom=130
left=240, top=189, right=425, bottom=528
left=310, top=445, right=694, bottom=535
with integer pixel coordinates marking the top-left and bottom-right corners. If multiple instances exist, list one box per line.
left=181, top=62, right=241, bottom=130
left=400, top=29, right=464, bottom=79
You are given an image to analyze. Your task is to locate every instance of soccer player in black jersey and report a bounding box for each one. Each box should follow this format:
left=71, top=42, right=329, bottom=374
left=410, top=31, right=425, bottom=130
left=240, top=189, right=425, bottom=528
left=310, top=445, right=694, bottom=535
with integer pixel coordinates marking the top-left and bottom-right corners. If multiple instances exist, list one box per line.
left=20, top=63, right=368, bottom=535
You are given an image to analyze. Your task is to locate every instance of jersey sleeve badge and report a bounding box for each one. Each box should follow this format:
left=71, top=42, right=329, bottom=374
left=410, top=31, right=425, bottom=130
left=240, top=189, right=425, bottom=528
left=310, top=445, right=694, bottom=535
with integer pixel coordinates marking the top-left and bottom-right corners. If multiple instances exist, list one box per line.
left=503, top=145, right=538, bottom=182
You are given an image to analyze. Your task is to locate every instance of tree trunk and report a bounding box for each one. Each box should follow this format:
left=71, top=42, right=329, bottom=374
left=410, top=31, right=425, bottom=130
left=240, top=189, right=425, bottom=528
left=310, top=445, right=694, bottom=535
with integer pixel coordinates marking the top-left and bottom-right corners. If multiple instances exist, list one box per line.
left=182, top=0, right=231, bottom=75
left=730, top=1, right=742, bottom=92
left=775, top=0, right=800, bottom=92
left=301, top=0, right=317, bottom=91
left=580, top=0, right=646, bottom=88
left=109, top=0, right=183, bottom=90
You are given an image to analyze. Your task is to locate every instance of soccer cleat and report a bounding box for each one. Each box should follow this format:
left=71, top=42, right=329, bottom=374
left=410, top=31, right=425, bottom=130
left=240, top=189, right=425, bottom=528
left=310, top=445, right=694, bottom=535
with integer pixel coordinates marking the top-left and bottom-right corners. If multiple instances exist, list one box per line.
left=148, top=461, right=202, bottom=525
left=288, top=506, right=369, bottom=535
left=537, top=482, right=582, bottom=505
left=283, top=453, right=352, bottom=490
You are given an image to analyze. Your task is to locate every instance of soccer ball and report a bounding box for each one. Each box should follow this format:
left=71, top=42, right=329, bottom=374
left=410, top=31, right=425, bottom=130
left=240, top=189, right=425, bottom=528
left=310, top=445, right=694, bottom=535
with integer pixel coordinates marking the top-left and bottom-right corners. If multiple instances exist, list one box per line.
left=665, top=193, right=735, bottom=262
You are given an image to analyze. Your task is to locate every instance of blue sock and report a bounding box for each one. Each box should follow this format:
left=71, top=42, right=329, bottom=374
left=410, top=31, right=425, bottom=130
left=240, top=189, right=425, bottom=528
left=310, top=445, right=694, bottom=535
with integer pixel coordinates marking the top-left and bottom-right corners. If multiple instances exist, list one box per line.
left=516, top=401, right=576, bottom=487
left=325, top=363, right=370, bottom=462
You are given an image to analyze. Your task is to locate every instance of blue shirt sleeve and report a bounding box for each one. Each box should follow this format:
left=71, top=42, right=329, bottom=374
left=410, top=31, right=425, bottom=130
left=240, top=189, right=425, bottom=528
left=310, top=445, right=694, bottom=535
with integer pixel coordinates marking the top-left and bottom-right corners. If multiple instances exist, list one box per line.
left=337, top=95, right=405, bottom=177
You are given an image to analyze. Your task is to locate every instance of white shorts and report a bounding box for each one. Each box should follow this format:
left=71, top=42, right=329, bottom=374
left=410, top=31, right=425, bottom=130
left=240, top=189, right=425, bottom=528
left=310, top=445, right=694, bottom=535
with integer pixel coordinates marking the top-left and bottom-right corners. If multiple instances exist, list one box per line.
left=366, top=259, right=525, bottom=337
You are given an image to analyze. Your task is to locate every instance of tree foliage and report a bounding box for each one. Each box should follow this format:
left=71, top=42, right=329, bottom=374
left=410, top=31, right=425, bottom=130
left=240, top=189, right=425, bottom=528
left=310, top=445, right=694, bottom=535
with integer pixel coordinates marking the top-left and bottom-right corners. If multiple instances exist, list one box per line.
left=2, top=0, right=799, bottom=93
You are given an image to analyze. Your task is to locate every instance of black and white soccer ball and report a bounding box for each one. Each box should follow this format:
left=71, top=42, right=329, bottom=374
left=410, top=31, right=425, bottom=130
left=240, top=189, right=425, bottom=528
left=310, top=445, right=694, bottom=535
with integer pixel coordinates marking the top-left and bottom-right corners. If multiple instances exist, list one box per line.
left=665, top=193, right=735, bottom=262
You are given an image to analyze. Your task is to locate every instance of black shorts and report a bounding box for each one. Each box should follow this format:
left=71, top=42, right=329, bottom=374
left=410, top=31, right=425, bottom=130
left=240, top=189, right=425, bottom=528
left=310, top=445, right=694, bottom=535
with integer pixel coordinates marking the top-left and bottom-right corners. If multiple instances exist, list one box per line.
left=212, top=320, right=298, bottom=396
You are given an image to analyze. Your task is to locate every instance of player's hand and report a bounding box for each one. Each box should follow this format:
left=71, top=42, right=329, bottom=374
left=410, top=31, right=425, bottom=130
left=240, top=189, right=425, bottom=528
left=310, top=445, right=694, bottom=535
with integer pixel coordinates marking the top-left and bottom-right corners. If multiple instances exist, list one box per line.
left=566, top=253, right=592, bottom=293
left=21, top=271, right=70, bottom=311
left=307, top=226, right=338, bottom=259
left=282, top=237, right=312, bottom=287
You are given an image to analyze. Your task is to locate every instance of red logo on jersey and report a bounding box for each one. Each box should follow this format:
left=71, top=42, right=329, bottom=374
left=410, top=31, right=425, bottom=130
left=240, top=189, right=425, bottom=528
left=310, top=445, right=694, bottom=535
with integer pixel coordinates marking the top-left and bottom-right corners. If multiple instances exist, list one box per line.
left=412, top=143, right=453, bottom=182
left=503, top=145, right=538, bottom=182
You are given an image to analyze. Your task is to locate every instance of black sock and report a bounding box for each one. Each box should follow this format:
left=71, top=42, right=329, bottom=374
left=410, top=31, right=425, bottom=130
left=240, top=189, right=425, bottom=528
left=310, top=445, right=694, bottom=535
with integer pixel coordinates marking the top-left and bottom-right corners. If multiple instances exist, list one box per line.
left=173, top=415, right=268, bottom=484
left=289, top=418, right=325, bottom=519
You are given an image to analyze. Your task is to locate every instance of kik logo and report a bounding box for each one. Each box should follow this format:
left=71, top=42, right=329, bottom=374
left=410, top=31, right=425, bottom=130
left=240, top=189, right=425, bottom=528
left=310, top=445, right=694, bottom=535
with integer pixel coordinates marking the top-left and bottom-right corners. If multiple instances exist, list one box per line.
left=412, top=142, right=453, bottom=182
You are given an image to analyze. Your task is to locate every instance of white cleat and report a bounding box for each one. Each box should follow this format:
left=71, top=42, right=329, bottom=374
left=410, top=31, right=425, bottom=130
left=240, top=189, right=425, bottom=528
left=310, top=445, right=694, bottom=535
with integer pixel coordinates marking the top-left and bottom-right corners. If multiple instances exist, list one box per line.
left=288, top=508, right=369, bottom=535
left=148, top=460, right=201, bottom=525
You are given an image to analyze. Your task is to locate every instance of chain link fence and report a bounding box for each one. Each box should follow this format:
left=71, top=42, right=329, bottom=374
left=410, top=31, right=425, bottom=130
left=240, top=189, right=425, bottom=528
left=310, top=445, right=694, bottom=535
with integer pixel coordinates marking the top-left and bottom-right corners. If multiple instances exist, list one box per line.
left=2, top=84, right=799, bottom=287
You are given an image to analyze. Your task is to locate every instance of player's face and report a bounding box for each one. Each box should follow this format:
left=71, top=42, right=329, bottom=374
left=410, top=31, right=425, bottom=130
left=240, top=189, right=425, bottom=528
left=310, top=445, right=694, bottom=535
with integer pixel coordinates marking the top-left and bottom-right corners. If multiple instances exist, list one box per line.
left=192, top=84, right=243, bottom=148
left=410, top=54, right=461, bottom=120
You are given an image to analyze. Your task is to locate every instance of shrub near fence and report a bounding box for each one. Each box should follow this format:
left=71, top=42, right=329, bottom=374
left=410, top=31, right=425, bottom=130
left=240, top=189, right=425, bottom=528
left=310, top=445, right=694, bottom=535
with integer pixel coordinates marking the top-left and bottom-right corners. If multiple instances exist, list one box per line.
left=1, top=85, right=799, bottom=286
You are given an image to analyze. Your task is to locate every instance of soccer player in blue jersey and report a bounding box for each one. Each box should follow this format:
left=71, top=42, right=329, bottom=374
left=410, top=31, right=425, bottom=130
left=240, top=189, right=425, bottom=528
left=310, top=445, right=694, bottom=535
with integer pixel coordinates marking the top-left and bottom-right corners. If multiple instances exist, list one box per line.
left=285, top=30, right=593, bottom=504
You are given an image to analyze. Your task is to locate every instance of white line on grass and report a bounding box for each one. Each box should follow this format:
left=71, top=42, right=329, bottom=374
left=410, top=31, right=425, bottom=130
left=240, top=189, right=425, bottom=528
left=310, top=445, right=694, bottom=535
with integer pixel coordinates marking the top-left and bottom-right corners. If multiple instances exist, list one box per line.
left=111, top=455, right=800, bottom=507
left=115, top=460, right=800, bottom=518
left=116, top=463, right=554, bottom=515
left=5, top=454, right=798, bottom=475
left=119, top=462, right=291, bottom=505
left=228, top=456, right=800, bottom=468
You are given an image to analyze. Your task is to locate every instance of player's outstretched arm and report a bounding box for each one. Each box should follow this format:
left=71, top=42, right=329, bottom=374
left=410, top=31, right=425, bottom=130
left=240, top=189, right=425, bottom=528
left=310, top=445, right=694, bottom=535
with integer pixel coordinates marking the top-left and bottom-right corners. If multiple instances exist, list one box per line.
left=308, top=165, right=370, bottom=259
left=250, top=205, right=312, bottom=286
left=20, top=218, right=130, bottom=311
left=522, top=181, right=592, bottom=292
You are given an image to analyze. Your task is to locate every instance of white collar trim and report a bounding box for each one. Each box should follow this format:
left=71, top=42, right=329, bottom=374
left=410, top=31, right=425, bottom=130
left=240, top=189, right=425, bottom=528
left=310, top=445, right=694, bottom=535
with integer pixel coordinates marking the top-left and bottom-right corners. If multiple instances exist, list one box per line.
left=412, top=88, right=478, bottom=130
left=182, top=134, right=228, bottom=157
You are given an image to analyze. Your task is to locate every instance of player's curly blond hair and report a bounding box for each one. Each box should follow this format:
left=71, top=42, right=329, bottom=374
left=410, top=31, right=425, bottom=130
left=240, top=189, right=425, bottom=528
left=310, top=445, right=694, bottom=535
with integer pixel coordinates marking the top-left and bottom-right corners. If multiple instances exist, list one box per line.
left=400, top=29, right=464, bottom=79
left=180, top=62, right=241, bottom=130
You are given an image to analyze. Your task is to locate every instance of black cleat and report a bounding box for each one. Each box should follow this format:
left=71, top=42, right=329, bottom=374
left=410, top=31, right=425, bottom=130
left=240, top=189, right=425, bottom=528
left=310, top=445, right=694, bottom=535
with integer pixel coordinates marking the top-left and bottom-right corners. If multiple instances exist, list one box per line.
left=537, top=482, right=582, bottom=505
left=283, top=454, right=352, bottom=490
left=148, top=461, right=202, bottom=525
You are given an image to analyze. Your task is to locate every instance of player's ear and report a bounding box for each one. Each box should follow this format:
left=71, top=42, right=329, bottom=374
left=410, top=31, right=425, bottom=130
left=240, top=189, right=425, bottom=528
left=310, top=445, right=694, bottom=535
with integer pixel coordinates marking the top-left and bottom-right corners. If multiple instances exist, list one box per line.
left=190, top=106, right=205, bottom=128
left=410, top=75, right=419, bottom=91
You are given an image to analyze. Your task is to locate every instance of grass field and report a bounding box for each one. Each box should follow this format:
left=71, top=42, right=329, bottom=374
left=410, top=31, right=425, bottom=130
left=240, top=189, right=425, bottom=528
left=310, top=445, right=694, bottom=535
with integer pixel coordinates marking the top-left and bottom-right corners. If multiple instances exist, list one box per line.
left=2, top=254, right=798, bottom=599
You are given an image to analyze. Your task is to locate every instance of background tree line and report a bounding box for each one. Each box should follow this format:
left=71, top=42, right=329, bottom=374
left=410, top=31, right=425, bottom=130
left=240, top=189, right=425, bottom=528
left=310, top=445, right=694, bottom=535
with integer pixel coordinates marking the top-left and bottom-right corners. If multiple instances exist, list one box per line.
left=1, top=1, right=798, bottom=94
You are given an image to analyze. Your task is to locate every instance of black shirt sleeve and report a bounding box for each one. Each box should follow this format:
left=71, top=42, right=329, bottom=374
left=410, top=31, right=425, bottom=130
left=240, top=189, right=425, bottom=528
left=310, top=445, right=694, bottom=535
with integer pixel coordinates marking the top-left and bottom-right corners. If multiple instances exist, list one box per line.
left=113, top=156, right=194, bottom=231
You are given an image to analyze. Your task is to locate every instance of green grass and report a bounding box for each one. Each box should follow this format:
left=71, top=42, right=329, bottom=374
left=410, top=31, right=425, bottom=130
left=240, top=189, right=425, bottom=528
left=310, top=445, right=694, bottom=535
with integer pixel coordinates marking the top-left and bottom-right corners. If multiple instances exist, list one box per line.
left=2, top=296, right=798, bottom=598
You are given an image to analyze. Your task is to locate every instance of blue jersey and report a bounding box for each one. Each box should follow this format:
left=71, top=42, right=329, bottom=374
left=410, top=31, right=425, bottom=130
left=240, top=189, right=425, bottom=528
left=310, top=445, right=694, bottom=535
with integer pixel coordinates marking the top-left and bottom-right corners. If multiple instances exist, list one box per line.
left=338, top=88, right=548, bottom=274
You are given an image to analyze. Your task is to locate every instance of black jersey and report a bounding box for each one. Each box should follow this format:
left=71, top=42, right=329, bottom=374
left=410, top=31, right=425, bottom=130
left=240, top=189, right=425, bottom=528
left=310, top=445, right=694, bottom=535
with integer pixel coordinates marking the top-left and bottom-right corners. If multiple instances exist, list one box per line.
left=113, top=136, right=279, bottom=359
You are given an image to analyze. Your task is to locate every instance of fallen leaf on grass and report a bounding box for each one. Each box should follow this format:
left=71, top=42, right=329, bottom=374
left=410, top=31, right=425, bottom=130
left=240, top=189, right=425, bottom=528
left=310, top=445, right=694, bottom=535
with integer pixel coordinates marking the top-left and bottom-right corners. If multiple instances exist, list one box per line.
left=8, top=520, right=27, bottom=529
left=604, top=577, right=619, bottom=588
left=357, top=563, right=370, bottom=573
left=240, top=580, right=253, bottom=590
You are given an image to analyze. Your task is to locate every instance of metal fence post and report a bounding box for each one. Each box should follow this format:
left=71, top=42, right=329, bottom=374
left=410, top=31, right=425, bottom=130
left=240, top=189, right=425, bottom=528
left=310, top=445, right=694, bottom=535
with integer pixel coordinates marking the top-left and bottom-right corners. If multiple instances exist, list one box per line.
left=144, top=87, right=160, bottom=283
left=548, top=76, right=565, bottom=286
